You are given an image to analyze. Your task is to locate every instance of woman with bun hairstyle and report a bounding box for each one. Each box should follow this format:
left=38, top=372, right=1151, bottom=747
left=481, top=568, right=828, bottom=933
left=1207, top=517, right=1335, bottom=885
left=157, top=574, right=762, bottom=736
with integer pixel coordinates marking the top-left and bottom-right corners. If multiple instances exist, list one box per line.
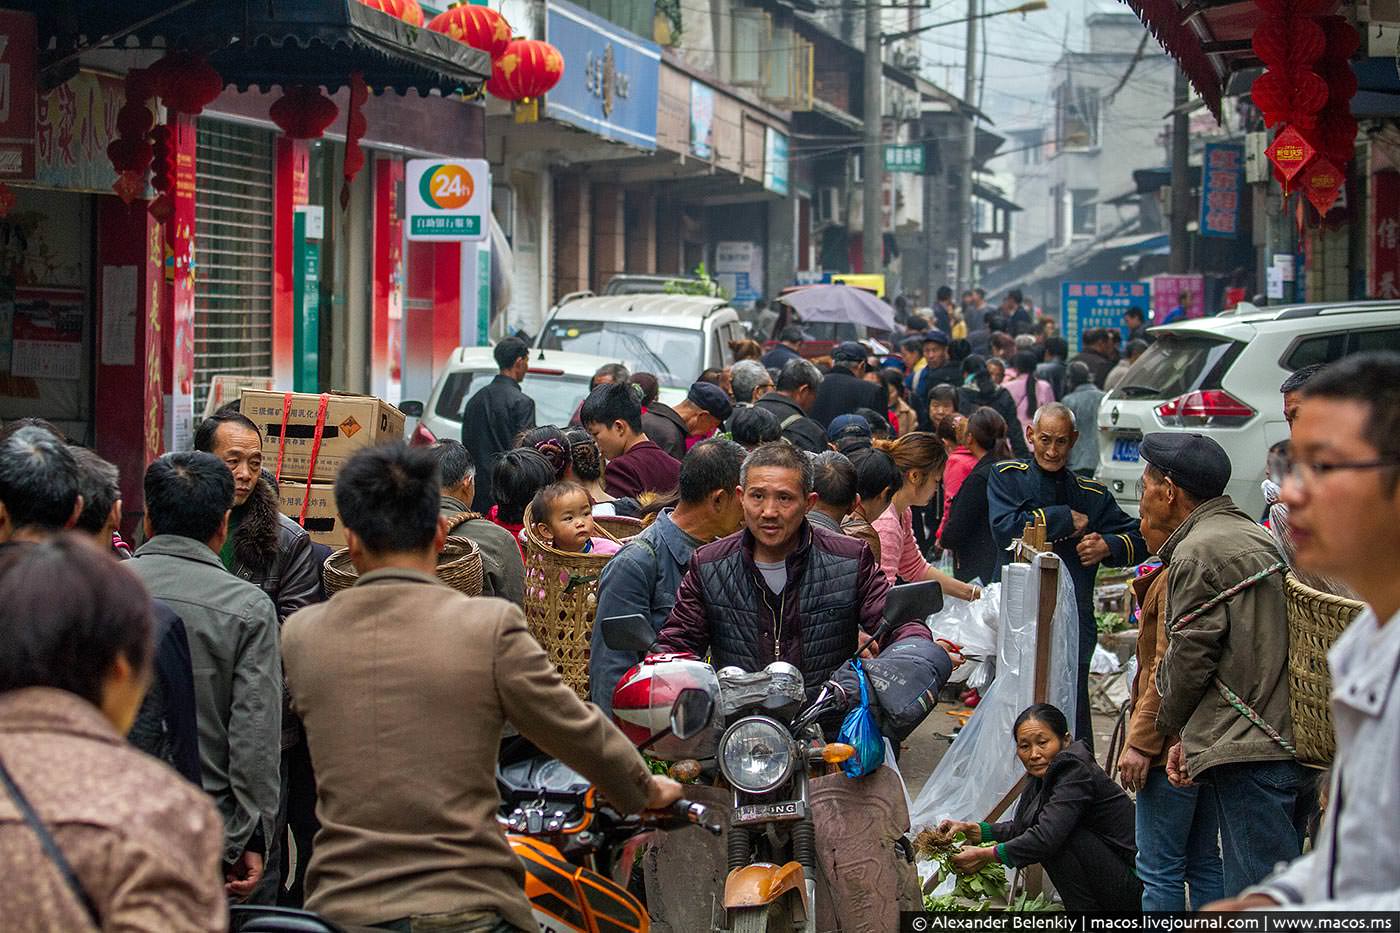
left=939, top=406, right=1013, bottom=584
left=869, top=432, right=978, bottom=602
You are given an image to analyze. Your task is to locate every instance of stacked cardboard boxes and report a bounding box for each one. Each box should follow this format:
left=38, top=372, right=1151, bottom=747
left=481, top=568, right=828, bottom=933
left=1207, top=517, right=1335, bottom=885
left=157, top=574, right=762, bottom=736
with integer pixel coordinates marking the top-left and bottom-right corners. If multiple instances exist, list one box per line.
left=240, top=390, right=406, bottom=548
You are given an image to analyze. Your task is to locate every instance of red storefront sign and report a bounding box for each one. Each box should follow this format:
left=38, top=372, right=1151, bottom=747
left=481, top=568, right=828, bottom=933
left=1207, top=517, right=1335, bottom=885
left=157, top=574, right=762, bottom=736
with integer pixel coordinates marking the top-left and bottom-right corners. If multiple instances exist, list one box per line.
left=1370, top=170, right=1400, bottom=300
left=0, top=10, right=37, bottom=181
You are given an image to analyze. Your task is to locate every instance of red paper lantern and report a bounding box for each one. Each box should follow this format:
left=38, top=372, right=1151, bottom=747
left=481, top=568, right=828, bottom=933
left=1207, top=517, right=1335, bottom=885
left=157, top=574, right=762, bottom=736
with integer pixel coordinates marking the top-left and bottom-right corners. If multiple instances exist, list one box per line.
left=359, top=0, right=424, bottom=26
left=1308, top=109, right=1358, bottom=166
left=341, top=71, right=370, bottom=210
left=149, top=52, right=224, bottom=116
left=1300, top=155, right=1344, bottom=215
left=107, top=137, right=154, bottom=173
left=1317, top=15, right=1361, bottom=60
left=269, top=85, right=340, bottom=140
left=150, top=124, right=174, bottom=197
left=486, top=39, right=564, bottom=101
left=1251, top=69, right=1329, bottom=128
left=1252, top=17, right=1325, bottom=70
left=428, top=4, right=513, bottom=58
left=117, top=101, right=155, bottom=140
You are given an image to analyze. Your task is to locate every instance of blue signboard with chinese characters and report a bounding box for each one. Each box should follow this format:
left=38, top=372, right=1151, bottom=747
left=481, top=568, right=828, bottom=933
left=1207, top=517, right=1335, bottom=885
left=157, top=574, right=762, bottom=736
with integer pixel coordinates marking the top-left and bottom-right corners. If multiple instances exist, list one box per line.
left=1199, top=143, right=1244, bottom=239
left=545, top=0, right=660, bottom=150
left=1060, top=281, right=1151, bottom=352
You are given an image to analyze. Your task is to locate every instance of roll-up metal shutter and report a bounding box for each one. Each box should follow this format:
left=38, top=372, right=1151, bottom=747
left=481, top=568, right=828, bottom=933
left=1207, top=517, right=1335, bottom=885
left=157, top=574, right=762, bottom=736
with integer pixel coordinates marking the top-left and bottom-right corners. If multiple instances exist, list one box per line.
left=194, top=121, right=274, bottom=415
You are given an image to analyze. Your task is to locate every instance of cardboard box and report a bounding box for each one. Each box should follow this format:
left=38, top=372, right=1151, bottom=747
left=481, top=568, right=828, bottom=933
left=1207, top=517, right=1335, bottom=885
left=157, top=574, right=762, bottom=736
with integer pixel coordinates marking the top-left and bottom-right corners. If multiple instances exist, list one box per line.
left=277, top=482, right=346, bottom=549
left=240, top=390, right=405, bottom=483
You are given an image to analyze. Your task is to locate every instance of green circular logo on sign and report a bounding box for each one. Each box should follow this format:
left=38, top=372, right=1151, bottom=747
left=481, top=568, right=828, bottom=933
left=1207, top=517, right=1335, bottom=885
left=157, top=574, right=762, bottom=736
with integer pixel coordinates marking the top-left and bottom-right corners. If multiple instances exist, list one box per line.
left=419, top=163, right=473, bottom=210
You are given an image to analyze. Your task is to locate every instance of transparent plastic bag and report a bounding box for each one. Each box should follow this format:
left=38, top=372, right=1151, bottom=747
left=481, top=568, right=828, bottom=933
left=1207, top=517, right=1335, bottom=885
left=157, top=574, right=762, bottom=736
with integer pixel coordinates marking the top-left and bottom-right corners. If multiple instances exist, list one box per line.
left=908, top=553, right=1080, bottom=830
left=926, top=584, right=1001, bottom=684
left=837, top=659, right=885, bottom=778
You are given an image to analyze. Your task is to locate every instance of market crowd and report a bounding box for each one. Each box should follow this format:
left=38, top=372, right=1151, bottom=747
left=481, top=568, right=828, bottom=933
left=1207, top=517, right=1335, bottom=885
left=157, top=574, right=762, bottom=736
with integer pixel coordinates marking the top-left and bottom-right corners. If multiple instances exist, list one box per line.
left=0, top=285, right=1396, bottom=930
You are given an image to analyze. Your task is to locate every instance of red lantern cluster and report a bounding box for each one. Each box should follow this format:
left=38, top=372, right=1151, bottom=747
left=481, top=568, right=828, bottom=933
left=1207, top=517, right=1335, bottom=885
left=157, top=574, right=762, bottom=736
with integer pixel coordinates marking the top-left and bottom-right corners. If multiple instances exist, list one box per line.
left=1253, top=1, right=1360, bottom=216
left=149, top=124, right=175, bottom=222
left=358, top=0, right=425, bottom=27
left=486, top=39, right=564, bottom=102
left=148, top=52, right=224, bottom=117
left=428, top=4, right=512, bottom=58
left=342, top=71, right=370, bottom=210
left=108, top=68, right=157, bottom=204
left=270, top=85, right=340, bottom=140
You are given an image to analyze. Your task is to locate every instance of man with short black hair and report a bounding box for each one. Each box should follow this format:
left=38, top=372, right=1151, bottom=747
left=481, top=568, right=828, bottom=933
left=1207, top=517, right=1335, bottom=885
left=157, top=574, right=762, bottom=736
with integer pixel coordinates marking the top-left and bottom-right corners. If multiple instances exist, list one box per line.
left=1070, top=329, right=1118, bottom=388
left=913, top=330, right=962, bottom=422
left=582, top=381, right=680, bottom=499
left=283, top=443, right=679, bottom=930
left=0, top=425, right=82, bottom=544
left=1280, top=362, right=1325, bottom=428
left=462, top=336, right=536, bottom=513
left=809, top=342, right=887, bottom=428
left=762, top=323, right=805, bottom=370
left=128, top=451, right=282, bottom=902
left=754, top=357, right=826, bottom=454
left=429, top=439, right=525, bottom=604
left=808, top=450, right=857, bottom=534
left=591, top=437, right=748, bottom=714
left=1062, top=361, right=1105, bottom=477
left=1125, top=306, right=1151, bottom=344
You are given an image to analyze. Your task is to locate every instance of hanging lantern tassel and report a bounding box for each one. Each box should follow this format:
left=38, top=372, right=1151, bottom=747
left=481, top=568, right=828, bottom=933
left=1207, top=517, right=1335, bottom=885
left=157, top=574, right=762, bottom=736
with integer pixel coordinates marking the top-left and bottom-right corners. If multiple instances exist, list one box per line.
left=270, top=85, right=340, bottom=140
left=341, top=71, right=370, bottom=210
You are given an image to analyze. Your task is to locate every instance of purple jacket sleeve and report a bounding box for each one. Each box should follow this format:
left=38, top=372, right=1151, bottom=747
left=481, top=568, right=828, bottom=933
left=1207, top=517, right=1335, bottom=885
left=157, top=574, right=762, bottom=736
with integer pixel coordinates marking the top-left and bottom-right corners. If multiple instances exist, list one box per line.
left=654, top=555, right=711, bottom=658
left=603, top=458, right=642, bottom=500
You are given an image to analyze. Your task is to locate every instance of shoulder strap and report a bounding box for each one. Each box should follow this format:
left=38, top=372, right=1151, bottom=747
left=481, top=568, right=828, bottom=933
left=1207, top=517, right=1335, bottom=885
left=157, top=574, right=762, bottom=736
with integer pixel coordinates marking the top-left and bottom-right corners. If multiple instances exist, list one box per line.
left=0, top=754, right=102, bottom=928
left=779, top=412, right=803, bottom=430
left=444, top=511, right=481, bottom=535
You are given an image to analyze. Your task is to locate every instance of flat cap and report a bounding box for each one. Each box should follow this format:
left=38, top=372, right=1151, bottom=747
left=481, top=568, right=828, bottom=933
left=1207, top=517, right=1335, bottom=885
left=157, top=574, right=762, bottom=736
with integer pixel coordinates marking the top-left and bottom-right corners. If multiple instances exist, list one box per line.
left=828, top=413, right=872, bottom=443
left=1140, top=432, right=1232, bottom=500
left=921, top=330, right=949, bottom=346
left=687, top=381, right=733, bottom=422
left=832, top=341, right=868, bottom=362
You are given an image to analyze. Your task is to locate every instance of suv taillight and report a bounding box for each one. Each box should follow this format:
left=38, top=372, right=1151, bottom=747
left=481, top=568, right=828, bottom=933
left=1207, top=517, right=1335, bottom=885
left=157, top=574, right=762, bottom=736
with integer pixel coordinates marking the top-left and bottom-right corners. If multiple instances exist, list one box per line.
left=1156, top=390, right=1255, bottom=425
left=409, top=422, right=437, bottom=447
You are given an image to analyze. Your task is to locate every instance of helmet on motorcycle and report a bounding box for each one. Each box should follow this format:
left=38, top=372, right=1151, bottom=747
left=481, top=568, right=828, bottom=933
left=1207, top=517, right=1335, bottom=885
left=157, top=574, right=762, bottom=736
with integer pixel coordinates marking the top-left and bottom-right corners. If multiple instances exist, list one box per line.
left=612, top=655, right=721, bottom=761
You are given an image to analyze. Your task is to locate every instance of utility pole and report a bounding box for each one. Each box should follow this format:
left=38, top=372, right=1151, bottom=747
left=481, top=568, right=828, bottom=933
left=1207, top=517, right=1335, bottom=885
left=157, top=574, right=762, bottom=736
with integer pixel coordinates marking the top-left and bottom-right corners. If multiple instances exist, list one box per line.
left=863, top=0, right=883, bottom=276
left=957, top=0, right=979, bottom=292
left=1169, top=68, right=1190, bottom=274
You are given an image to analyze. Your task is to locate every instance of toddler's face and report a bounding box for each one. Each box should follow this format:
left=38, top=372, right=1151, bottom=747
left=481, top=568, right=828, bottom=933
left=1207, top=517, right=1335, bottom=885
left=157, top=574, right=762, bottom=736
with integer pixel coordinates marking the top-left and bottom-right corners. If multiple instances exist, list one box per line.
left=542, top=489, right=595, bottom=552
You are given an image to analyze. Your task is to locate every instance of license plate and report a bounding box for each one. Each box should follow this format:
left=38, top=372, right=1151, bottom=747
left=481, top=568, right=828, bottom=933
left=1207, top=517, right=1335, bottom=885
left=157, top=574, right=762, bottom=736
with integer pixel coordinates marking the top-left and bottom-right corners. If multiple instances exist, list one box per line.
left=734, top=801, right=805, bottom=825
left=1112, top=437, right=1141, bottom=462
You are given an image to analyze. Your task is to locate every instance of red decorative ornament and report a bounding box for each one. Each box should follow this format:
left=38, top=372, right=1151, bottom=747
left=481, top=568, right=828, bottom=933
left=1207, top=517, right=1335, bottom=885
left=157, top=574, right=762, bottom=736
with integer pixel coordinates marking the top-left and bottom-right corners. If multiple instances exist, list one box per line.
left=106, top=136, right=154, bottom=173
left=148, top=194, right=173, bottom=223
left=1266, top=124, right=1317, bottom=196
left=0, top=183, right=14, bottom=219
left=269, top=85, right=340, bottom=140
left=1252, top=17, right=1326, bottom=71
left=112, top=171, right=147, bottom=205
left=149, top=52, right=224, bottom=116
left=358, top=0, right=425, bottom=26
left=428, top=4, right=512, bottom=58
left=1251, top=68, right=1329, bottom=128
left=341, top=71, right=370, bottom=210
left=1308, top=108, right=1358, bottom=166
left=486, top=39, right=564, bottom=101
left=149, top=123, right=174, bottom=212
left=1300, top=155, right=1344, bottom=215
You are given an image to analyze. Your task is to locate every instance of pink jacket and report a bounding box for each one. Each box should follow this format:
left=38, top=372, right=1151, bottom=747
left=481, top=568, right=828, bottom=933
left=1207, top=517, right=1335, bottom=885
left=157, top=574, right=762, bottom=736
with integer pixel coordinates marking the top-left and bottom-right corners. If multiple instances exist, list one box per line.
left=873, top=505, right=931, bottom=585
left=938, top=447, right=979, bottom=540
left=1005, top=374, right=1055, bottom=433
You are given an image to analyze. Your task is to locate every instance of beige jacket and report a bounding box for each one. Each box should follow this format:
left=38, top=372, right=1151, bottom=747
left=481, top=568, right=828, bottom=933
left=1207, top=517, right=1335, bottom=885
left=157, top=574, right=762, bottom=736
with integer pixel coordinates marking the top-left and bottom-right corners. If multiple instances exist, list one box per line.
left=1127, top=565, right=1170, bottom=765
left=0, top=688, right=227, bottom=932
left=282, top=568, right=654, bottom=931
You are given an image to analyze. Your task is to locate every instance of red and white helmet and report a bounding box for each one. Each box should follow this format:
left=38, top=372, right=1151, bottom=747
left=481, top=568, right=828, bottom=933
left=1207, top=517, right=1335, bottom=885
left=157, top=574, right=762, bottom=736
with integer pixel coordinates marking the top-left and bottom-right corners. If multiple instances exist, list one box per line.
left=612, top=654, right=721, bottom=761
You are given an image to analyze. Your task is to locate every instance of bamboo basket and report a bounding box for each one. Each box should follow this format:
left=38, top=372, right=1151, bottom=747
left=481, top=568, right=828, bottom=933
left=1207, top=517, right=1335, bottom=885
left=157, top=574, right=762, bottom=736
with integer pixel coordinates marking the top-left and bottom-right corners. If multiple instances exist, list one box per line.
left=321, top=535, right=485, bottom=597
left=522, top=509, right=642, bottom=698
left=1285, top=573, right=1364, bottom=767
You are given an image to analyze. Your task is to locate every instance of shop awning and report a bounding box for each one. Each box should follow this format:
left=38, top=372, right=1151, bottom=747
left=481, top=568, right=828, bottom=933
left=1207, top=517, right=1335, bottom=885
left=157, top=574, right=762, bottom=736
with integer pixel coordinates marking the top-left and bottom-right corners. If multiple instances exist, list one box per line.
left=1117, top=0, right=1263, bottom=122
left=28, top=0, right=490, bottom=95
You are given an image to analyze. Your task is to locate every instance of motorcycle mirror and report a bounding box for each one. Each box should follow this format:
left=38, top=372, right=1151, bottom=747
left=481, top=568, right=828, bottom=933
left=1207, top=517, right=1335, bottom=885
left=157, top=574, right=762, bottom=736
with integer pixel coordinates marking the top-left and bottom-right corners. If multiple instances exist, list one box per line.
left=399, top=400, right=425, bottom=418
left=669, top=688, right=715, bottom=741
left=882, top=579, right=943, bottom=631
left=600, top=614, right=656, bottom=652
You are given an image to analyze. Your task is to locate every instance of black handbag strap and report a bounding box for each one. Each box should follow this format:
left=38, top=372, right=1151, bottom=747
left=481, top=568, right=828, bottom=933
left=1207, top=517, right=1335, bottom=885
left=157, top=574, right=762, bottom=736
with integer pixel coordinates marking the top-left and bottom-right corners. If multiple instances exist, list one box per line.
left=0, top=754, right=102, bottom=929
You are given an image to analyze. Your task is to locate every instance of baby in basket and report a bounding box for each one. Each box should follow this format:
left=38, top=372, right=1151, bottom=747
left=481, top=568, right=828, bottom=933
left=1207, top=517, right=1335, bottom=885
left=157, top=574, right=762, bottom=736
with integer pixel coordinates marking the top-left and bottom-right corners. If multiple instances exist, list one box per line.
left=530, top=480, right=622, bottom=556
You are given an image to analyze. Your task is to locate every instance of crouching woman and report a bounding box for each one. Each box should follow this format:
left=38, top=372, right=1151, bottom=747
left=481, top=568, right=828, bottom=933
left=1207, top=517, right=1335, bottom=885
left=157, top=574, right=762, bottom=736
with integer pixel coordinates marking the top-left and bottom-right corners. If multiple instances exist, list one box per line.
left=939, top=703, right=1142, bottom=911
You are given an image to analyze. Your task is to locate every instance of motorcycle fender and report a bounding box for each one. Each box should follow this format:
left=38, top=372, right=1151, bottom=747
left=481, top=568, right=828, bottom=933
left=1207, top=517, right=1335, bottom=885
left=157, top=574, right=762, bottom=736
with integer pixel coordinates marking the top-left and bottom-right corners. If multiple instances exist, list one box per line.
left=723, top=861, right=808, bottom=913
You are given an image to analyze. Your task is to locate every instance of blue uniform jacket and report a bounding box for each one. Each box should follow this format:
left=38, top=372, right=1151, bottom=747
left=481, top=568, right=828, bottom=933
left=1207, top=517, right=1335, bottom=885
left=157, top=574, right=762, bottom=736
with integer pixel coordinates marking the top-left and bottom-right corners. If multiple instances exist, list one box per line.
left=987, top=459, right=1145, bottom=657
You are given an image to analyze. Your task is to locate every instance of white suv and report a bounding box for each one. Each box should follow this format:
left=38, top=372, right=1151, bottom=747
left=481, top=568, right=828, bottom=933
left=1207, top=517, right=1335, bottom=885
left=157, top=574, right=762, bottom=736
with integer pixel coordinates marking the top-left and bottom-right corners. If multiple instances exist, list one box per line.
left=1095, top=300, right=1400, bottom=519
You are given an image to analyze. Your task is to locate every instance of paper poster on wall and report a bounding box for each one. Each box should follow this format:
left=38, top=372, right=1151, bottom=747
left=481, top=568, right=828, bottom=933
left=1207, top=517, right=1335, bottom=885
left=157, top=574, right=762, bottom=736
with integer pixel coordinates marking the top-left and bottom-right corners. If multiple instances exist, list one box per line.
left=100, top=265, right=137, bottom=366
left=690, top=81, right=715, bottom=160
left=11, top=287, right=82, bottom=380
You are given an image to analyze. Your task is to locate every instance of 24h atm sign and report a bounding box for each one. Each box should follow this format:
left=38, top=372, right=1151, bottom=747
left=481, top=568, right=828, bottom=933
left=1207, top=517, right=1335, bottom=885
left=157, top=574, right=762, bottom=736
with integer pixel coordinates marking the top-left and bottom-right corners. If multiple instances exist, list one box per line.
left=405, top=158, right=490, bottom=241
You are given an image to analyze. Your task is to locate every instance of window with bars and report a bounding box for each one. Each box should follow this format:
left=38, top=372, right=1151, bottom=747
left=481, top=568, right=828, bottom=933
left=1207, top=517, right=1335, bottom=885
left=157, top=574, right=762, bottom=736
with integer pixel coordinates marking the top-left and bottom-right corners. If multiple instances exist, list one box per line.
left=193, top=121, right=274, bottom=415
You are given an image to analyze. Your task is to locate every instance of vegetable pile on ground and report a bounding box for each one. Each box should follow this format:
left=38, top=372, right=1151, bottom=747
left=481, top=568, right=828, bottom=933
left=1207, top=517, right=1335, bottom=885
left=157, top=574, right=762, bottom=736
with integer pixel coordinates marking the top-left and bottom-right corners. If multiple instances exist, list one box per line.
left=913, top=826, right=1059, bottom=912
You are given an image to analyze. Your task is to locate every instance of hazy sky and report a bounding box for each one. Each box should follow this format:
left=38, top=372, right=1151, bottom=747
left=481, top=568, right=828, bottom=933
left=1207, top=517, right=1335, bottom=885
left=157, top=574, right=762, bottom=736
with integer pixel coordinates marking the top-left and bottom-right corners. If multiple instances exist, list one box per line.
left=917, top=0, right=1141, bottom=128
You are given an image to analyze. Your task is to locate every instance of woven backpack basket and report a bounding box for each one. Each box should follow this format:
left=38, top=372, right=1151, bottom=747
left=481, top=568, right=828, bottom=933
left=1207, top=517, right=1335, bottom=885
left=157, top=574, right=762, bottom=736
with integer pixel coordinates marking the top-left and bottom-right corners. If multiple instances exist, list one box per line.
left=1284, top=573, right=1364, bottom=767
left=521, top=508, right=642, bottom=699
left=321, top=516, right=485, bottom=597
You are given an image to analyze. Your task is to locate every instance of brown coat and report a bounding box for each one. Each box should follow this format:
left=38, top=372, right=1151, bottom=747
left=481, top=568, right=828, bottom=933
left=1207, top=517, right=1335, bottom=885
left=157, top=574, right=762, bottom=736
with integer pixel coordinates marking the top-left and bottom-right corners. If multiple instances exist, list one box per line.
left=0, top=688, right=227, bottom=932
left=1127, top=566, right=1170, bottom=764
left=282, top=568, right=654, bottom=931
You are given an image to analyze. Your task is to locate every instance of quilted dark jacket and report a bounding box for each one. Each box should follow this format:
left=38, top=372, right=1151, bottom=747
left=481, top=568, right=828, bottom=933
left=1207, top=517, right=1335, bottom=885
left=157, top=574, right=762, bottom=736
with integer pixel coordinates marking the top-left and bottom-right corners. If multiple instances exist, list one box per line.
left=656, top=523, right=928, bottom=696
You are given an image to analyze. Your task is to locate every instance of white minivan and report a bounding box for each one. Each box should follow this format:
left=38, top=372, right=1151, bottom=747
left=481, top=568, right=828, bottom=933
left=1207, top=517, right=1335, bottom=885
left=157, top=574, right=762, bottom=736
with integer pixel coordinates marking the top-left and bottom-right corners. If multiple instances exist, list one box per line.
left=1096, top=300, right=1400, bottom=519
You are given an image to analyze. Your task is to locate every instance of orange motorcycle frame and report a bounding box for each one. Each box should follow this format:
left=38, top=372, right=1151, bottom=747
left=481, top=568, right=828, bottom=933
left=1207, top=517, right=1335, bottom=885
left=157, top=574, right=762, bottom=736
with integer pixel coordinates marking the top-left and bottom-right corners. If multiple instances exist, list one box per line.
left=722, top=861, right=809, bottom=920
left=512, top=835, right=649, bottom=933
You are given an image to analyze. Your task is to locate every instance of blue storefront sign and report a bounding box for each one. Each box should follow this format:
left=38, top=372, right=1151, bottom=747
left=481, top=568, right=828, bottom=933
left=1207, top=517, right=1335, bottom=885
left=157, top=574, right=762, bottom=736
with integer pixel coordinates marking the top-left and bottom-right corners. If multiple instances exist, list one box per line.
left=545, top=0, right=660, bottom=150
left=1200, top=143, right=1244, bottom=239
left=1060, top=281, right=1150, bottom=352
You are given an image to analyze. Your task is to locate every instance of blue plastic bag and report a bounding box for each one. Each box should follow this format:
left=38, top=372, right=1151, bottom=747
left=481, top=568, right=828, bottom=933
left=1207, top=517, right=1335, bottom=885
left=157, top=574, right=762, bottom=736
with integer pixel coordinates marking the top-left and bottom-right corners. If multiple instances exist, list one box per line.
left=836, top=659, right=885, bottom=778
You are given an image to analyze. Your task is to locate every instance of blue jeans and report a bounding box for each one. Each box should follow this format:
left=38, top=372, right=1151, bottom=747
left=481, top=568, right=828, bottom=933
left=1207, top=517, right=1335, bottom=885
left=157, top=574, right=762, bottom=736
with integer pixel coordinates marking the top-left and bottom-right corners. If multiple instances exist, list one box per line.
left=1205, top=758, right=1313, bottom=897
left=1135, top=767, right=1224, bottom=911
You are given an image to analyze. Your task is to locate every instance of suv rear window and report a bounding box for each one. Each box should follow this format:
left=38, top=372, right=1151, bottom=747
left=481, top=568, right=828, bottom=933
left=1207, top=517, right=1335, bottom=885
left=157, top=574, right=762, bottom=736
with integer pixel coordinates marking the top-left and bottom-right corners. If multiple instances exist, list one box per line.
left=1284, top=327, right=1400, bottom=369
left=1112, top=333, right=1241, bottom=400
left=434, top=370, right=593, bottom=426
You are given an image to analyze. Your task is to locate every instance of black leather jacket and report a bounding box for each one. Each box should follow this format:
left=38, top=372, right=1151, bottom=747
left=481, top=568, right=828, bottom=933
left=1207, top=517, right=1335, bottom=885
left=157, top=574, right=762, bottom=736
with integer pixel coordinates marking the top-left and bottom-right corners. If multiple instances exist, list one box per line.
left=230, top=477, right=320, bottom=624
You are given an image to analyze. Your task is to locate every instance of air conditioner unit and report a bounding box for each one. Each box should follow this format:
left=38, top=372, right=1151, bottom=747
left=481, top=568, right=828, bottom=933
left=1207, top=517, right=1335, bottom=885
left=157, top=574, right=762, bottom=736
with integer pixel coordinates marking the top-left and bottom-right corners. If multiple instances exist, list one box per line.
left=816, top=186, right=844, bottom=226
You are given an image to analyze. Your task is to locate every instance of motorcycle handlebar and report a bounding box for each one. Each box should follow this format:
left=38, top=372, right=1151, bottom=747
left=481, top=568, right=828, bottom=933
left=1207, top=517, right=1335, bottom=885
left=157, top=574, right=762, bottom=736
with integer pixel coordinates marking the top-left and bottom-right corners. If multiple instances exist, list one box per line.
left=659, top=799, right=722, bottom=835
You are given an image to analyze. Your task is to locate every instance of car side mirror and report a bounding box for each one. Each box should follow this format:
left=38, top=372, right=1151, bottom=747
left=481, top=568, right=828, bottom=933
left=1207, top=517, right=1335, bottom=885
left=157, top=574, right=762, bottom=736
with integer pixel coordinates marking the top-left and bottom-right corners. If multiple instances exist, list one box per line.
left=399, top=400, right=425, bottom=418
left=670, top=688, right=715, bottom=741
left=601, top=614, right=656, bottom=652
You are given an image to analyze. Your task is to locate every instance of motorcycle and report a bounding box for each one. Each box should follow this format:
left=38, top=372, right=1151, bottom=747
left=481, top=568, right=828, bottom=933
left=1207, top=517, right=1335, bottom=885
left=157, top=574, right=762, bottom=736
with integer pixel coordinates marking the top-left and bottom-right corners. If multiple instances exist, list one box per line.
left=603, top=579, right=947, bottom=933
left=497, top=690, right=724, bottom=933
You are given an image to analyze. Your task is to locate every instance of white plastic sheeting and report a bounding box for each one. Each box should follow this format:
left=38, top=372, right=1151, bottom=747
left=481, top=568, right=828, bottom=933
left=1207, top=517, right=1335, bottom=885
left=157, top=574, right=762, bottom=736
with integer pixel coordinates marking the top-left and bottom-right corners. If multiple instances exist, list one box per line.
left=927, top=584, right=1001, bottom=685
left=909, top=552, right=1081, bottom=830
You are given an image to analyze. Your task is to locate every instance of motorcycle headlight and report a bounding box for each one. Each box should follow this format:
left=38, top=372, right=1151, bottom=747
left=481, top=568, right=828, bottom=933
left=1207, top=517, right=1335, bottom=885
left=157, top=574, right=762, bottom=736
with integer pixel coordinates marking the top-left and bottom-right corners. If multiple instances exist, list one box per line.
left=719, top=717, right=795, bottom=793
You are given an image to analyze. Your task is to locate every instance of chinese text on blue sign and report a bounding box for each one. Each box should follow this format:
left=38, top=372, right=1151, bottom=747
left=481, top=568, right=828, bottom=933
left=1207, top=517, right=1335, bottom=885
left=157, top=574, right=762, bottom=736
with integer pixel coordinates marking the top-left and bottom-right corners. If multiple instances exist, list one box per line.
left=1200, top=143, right=1244, bottom=239
left=1061, top=281, right=1150, bottom=351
